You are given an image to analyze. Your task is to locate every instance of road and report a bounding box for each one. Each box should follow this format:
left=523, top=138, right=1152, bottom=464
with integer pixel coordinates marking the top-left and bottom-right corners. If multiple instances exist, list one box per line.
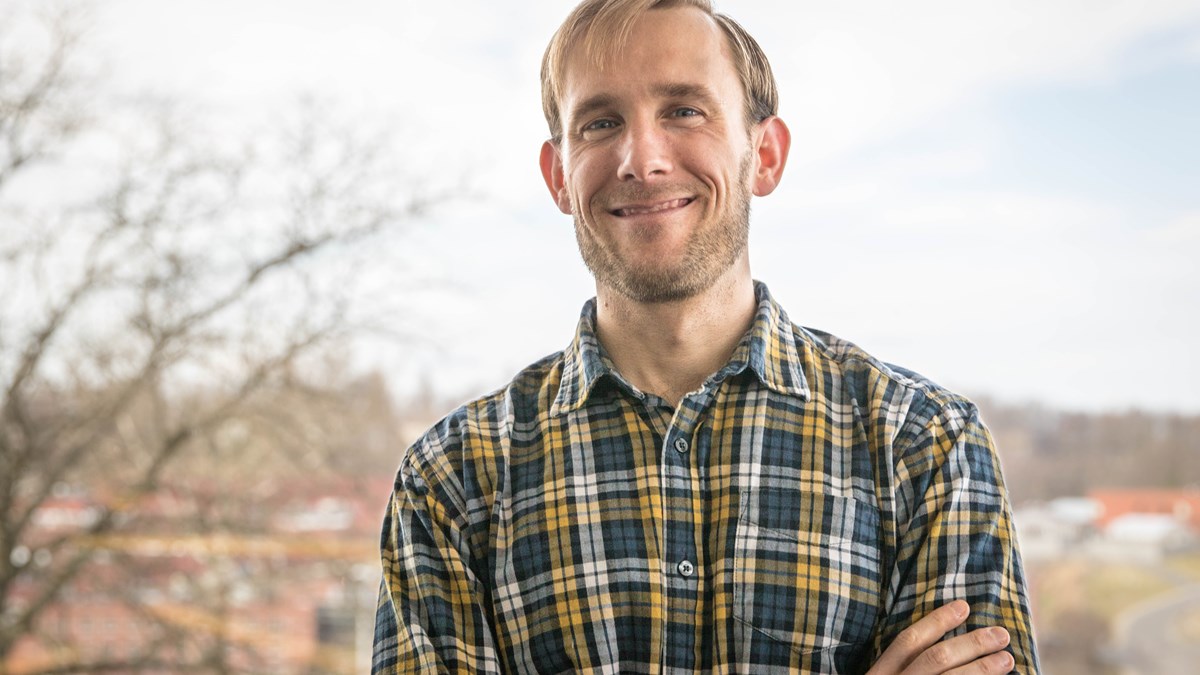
left=1114, top=583, right=1200, bottom=675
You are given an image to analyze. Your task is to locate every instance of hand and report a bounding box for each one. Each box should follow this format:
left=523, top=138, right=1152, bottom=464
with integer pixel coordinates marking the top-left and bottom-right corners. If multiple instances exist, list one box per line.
left=866, top=601, right=1015, bottom=674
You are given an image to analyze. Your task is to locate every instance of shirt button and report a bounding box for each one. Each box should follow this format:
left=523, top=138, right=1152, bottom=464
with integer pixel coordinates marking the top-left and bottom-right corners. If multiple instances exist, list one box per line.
left=673, top=438, right=689, bottom=453
left=677, top=560, right=695, bottom=577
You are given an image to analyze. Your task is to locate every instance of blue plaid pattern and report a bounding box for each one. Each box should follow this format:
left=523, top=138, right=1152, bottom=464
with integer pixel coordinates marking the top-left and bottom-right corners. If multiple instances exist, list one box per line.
left=374, top=282, right=1038, bottom=673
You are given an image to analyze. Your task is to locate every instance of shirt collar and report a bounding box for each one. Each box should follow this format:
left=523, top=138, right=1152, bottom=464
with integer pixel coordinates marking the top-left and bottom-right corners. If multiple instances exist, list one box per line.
left=551, top=281, right=810, bottom=416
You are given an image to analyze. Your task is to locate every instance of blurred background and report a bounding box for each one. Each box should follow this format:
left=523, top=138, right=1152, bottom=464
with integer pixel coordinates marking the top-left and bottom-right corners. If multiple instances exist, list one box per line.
left=1, top=0, right=1197, bottom=672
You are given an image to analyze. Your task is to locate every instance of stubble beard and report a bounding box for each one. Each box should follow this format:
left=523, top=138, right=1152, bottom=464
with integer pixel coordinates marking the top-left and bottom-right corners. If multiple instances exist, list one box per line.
left=574, top=154, right=753, bottom=304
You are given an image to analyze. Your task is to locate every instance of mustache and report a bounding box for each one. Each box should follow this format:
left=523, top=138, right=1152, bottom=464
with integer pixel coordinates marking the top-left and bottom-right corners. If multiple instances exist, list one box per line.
left=596, top=184, right=702, bottom=210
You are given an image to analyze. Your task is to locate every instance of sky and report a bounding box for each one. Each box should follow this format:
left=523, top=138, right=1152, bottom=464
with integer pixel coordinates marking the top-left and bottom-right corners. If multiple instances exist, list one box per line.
left=69, top=0, right=1200, bottom=412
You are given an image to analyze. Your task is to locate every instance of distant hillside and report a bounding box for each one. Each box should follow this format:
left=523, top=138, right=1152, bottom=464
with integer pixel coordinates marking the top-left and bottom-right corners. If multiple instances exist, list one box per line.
left=973, top=397, right=1200, bottom=504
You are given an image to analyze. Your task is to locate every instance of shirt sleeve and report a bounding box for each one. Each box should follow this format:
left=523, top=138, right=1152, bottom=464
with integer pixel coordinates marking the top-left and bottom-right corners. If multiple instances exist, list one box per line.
left=874, top=400, right=1041, bottom=673
left=372, top=446, right=500, bottom=674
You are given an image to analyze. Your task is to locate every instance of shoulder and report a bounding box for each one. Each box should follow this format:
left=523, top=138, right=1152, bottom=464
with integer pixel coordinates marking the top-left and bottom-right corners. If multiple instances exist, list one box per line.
left=795, top=325, right=984, bottom=452
left=795, top=325, right=1008, bottom=507
left=399, top=350, right=567, bottom=488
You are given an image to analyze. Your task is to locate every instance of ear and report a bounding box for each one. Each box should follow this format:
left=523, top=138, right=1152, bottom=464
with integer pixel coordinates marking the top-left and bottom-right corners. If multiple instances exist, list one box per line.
left=539, top=140, right=573, bottom=214
left=750, top=116, right=791, bottom=197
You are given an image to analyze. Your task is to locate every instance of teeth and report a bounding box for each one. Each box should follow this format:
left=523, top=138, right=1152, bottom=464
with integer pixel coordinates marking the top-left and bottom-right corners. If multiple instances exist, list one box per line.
left=616, top=199, right=688, bottom=217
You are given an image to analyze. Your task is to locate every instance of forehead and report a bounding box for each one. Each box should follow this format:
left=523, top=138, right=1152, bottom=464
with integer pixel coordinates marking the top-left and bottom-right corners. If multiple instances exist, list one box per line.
left=559, top=7, right=740, bottom=111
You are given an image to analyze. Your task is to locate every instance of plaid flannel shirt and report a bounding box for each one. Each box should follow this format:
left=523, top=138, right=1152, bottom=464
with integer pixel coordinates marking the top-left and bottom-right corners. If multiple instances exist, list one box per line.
left=374, top=282, right=1039, bottom=673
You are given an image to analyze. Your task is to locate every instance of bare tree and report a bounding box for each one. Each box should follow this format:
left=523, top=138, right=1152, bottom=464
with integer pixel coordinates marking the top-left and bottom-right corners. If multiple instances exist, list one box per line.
left=1, top=5, right=433, bottom=672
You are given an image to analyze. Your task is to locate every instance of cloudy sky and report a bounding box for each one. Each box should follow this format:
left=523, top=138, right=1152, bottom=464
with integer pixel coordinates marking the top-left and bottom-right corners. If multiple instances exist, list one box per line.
left=84, top=0, right=1200, bottom=412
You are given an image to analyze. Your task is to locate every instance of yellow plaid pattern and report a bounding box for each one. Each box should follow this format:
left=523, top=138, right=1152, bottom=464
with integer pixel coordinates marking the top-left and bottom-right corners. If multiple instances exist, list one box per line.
left=374, top=282, right=1038, bottom=673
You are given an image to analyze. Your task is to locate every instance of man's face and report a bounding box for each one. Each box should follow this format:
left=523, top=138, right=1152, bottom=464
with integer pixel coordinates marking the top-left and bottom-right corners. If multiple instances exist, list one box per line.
left=541, top=7, right=761, bottom=304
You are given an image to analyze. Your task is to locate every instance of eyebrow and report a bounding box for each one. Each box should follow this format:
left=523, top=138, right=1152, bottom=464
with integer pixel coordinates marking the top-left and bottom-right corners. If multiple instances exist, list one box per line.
left=569, top=93, right=620, bottom=125
left=653, top=82, right=720, bottom=107
left=566, top=82, right=723, bottom=124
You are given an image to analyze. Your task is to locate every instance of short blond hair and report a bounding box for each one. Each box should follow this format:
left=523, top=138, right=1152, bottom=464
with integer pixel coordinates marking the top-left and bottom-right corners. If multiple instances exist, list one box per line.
left=541, top=0, right=779, bottom=142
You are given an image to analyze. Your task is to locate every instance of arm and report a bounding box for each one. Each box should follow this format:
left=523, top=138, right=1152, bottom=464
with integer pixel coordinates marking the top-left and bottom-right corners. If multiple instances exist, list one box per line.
left=874, top=400, right=1039, bottom=673
left=372, top=448, right=500, bottom=673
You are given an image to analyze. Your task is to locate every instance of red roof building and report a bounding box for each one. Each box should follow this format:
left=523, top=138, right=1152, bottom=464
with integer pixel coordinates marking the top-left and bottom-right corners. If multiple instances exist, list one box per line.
left=1089, top=489, right=1200, bottom=532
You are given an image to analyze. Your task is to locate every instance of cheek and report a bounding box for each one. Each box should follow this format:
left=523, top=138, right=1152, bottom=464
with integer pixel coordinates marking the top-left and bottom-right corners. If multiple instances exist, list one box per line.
left=677, top=143, right=729, bottom=187
left=564, top=156, right=609, bottom=211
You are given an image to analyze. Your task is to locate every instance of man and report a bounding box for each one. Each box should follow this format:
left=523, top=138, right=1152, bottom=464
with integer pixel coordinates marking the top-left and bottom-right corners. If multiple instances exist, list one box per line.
left=374, top=0, right=1039, bottom=672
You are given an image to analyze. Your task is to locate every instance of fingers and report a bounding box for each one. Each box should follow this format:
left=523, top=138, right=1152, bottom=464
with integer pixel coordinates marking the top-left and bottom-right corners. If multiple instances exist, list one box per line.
left=906, top=626, right=1013, bottom=675
left=946, top=650, right=1015, bottom=674
left=868, top=601, right=971, bottom=674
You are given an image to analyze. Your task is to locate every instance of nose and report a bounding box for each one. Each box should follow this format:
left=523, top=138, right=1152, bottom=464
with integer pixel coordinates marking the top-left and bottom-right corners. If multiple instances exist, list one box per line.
left=616, top=121, right=673, bottom=182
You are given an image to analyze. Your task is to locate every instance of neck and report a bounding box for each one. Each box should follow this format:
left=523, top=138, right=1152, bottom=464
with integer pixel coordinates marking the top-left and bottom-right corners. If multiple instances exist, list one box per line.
left=594, top=260, right=756, bottom=407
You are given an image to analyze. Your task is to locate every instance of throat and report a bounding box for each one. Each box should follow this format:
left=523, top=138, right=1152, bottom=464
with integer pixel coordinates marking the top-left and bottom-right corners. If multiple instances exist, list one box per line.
left=594, top=273, right=757, bottom=408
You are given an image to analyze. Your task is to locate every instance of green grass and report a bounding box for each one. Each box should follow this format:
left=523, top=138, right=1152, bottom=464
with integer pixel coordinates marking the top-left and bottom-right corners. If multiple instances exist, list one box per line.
left=1165, top=553, right=1200, bottom=582
left=1083, top=564, right=1176, bottom=620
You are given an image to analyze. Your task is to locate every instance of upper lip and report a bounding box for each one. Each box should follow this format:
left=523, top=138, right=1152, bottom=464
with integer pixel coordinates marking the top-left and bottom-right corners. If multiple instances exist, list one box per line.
left=609, top=197, right=694, bottom=217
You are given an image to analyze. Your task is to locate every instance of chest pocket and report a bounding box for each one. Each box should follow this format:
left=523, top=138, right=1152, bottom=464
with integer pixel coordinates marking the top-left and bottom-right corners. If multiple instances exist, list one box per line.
left=733, top=488, right=882, bottom=666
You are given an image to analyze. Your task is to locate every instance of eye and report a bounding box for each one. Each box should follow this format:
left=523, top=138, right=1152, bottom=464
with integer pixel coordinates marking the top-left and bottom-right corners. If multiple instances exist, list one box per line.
left=584, top=118, right=619, bottom=131
left=671, top=107, right=701, bottom=118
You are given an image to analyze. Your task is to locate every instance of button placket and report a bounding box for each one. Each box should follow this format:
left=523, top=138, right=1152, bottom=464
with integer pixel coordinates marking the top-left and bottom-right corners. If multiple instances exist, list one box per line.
left=659, top=390, right=713, bottom=670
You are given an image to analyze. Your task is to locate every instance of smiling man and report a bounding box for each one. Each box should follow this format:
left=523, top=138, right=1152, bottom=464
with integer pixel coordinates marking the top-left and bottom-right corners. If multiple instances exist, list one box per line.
left=373, top=1, right=1038, bottom=673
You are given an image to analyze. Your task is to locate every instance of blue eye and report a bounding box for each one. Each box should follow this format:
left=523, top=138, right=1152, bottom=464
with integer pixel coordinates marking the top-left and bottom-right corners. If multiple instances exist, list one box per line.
left=673, top=108, right=700, bottom=117
left=585, top=119, right=618, bottom=131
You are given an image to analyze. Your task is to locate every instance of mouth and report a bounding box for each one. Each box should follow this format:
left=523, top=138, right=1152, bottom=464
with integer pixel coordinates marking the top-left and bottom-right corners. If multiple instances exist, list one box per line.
left=609, top=198, right=694, bottom=218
